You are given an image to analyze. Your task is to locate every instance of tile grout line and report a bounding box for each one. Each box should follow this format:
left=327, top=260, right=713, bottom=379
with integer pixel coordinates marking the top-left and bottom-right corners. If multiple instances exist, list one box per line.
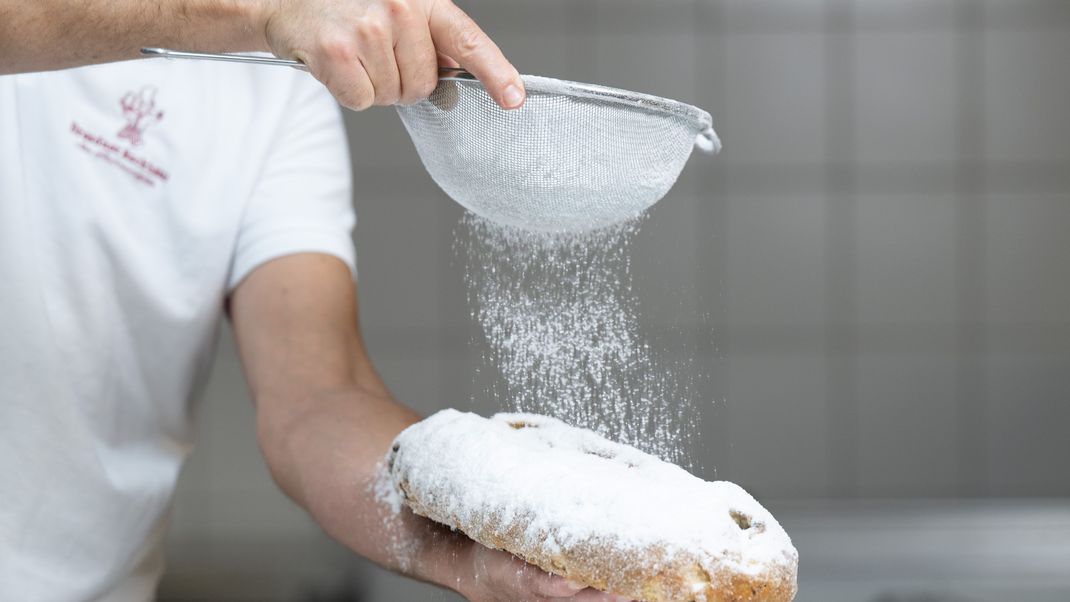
left=823, top=0, right=860, bottom=498
left=954, top=0, right=990, bottom=497
left=695, top=0, right=732, bottom=483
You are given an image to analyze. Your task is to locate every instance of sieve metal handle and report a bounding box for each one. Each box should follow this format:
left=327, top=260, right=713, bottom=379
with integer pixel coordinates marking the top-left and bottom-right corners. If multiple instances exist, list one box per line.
left=141, top=48, right=474, bottom=81
left=141, top=47, right=309, bottom=70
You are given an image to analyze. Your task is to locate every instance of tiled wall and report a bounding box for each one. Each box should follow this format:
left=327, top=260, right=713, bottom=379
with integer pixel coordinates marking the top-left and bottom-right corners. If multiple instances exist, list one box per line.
left=349, top=0, right=1070, bottom=500
left=166, top=0, right=1070, bottom=599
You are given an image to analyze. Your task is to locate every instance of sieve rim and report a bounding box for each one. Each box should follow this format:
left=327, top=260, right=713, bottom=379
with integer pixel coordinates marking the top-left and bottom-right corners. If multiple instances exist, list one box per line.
left=439, top=68, right=715, bottom=141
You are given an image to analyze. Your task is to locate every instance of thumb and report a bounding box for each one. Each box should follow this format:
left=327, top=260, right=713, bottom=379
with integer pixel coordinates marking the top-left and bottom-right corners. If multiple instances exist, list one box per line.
left=428, top=0, right=525, bottom=109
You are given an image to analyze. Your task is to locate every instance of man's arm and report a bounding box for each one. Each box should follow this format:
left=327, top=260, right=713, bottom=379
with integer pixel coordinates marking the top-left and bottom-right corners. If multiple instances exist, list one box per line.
left=230, top=253, right=622, bottom=601
left=0, top=0, right=525, bottom=109
left=0, top=1, right=268, bottom=74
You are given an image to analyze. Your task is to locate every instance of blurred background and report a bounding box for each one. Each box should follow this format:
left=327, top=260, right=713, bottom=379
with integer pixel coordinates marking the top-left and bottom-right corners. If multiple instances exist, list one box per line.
left=161, top=1, right=1070, bottom=601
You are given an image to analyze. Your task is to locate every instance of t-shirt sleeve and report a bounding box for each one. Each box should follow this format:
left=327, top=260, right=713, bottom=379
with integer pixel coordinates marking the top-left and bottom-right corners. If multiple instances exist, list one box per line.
left=226, top=76, right=355, bottom=292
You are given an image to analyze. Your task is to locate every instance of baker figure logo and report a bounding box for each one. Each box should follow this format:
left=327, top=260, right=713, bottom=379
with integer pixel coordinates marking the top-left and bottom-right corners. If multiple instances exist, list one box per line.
left=117, top=86, right=164, bottom=147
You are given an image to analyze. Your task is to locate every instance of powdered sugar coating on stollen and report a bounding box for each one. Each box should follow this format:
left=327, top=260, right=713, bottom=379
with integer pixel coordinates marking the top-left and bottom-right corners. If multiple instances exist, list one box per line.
left=389, top=409, right=797, bottom=587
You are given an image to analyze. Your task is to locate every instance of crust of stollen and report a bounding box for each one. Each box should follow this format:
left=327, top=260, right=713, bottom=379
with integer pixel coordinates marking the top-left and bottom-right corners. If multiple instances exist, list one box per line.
left=393, top=471, right=798, bottom=602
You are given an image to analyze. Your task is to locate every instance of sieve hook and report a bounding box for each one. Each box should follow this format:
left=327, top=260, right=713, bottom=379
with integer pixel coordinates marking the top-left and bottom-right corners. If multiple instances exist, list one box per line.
left=695, top=127, right=722, bottom=155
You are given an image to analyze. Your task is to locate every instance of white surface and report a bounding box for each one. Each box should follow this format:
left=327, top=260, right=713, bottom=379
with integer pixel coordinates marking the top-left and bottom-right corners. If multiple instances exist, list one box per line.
left=0, top=61, right=353, bottom=601
left=782, top=500, right=1070, bottom=602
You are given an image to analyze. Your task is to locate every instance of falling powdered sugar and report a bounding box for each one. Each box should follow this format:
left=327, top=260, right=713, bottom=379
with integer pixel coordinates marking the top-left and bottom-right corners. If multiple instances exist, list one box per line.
left=458, top=213, right=698, bottom=465
left=372, top=457, right=404, bottom=516
left=370, top=458, right=417, bottom=571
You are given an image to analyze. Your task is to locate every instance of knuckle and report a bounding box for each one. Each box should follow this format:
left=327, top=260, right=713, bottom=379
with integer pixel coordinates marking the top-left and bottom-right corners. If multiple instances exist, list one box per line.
left=355, top=16, right=387, bottom=40
left=318, top=37, right=356, bottom=63
left=400, top=86, right=427, bottom=105
left=375, top=89, right=401, bottom=106
left=403, top=59, right=439, bottom=102
left=351, top=95, right=374, bottom=111
left=384, top=0, right=412, bottom=20
left=375, top=73, right=402, bottom=105
left=451, top=25, right=484, bottom=59
left=398, top=87, right=419, bottom=105
left=355, top=86, right=376, bottom=110
left=417, top=74, right=438, bottom=98
left=332, top=83, right=373, bottom=111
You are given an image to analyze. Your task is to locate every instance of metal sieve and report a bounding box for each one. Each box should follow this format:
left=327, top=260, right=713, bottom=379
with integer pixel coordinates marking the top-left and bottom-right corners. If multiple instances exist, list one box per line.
left=397, top=69, right=720, bottom=232
left=142, top=48, right=721, bottom=232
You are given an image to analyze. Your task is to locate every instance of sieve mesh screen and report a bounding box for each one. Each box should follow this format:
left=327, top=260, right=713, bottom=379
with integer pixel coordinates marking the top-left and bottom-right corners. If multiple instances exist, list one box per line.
left=397, top=74, right=719, bottom=232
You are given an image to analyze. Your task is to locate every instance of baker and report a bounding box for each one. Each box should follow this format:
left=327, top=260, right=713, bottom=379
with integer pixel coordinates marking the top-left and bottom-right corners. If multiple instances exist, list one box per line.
left=0, top=1, right=627, bottom=600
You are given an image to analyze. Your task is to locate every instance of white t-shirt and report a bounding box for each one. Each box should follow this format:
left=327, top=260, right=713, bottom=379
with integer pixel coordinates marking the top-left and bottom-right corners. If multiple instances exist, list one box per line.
left=0, top=60, right=355, bottom=600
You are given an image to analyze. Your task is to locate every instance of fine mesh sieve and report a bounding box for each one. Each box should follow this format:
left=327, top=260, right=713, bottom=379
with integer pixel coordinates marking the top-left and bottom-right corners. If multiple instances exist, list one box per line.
left=397, top=69, right=720, bottom=232
left=138, top=50, right=720, bottom=232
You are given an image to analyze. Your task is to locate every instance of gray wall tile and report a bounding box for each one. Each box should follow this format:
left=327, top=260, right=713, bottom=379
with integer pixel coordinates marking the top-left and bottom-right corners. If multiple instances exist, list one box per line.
left=856, top=353, right=960, bottom=497
left=984, top=0, right=1070, bottom=30
left=633, top=181, right=705, bottom=326
left=853, top=0, right=958, bottom=31
left=855, top=193, right=958, bottom=325
left=718, top=0, right=828, bottom=33
left=725, top=193, right=827, bottom=330
left=986, top=354, right=1070, bottom=496
left=353, top=173, right=456, bottom=335
left=853, top=32, right=959, bottom=165
left=984, top=193, right=1070, bottom=325
left=724, top=353, right=831, bottom=498
left=717, top=32, right=827, bottom=166
left=983, top=30, right=1070, bottom=163
left=592, top=30, right=698, bottom=102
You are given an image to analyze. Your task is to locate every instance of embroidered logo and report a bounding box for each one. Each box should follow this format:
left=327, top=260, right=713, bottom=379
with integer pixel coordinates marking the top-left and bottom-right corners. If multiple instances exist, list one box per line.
left=117, top=86, right=164, bottom=147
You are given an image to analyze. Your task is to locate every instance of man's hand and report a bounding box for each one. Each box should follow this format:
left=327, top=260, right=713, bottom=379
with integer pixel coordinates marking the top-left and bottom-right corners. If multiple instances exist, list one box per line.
left=262, top=0, right=525, bottom=110
left=460, top=545, right=633, bottom=602
left=0, top=0, right=522, bottom=111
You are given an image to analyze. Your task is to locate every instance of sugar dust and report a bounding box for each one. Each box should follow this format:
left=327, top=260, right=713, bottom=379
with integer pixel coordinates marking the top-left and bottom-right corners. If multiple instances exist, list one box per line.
left=458, top=213, right=699, bottom=468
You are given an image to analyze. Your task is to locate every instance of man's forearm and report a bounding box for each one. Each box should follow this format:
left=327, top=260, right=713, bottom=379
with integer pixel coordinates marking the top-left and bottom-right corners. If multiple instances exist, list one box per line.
left=0, top=0, right=268, bottom=74
left=229, top=256, right=598, bottom=601
left=255, top=384, right=474, bottom=593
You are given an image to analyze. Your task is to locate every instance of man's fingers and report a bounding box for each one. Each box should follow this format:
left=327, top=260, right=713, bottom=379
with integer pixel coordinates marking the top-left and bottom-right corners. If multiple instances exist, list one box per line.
left=479, top=548, right=572, bottom=598
left=568, top=588, right=635, bottom=602
left=515, top=563, right=582, bottom=598
left=531, top=574, right=586, bottom=598
left=277, top=0, right=519, bottom=109
left=317, top=49, right=376, bottom=111
left=394, top=18, right=439, bottom=104
left=353, top=12, right=401, bottom=105
left=472, top=545, right=633, bottom=601
left=427, top=0, right=524, bottom=109
left=543, top=580, right=633, bottom=602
